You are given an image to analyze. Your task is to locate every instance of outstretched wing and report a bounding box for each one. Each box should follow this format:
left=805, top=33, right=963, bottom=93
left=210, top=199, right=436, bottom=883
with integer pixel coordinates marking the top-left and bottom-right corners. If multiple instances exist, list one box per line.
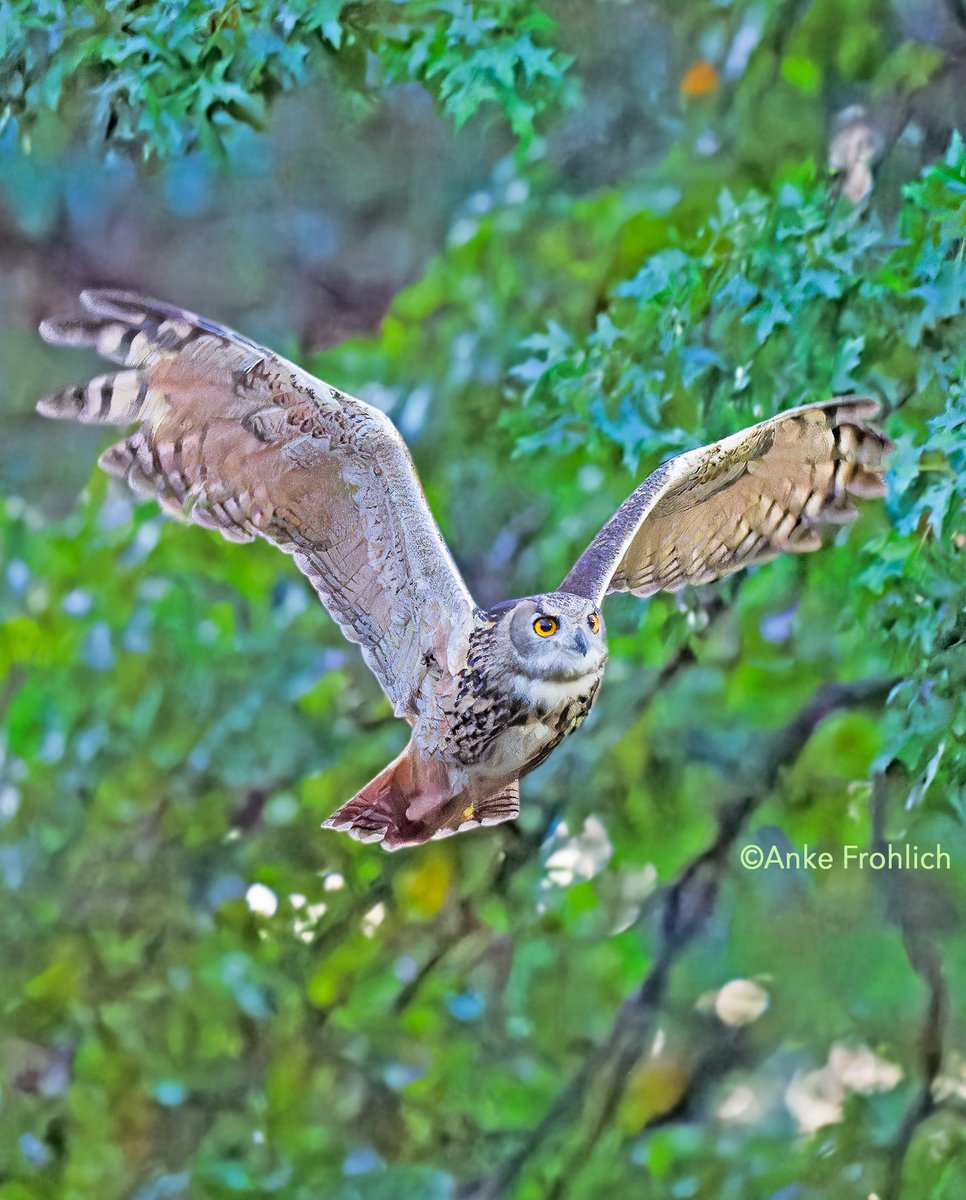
left=37, top=290, right=478, bottom=721
left=559, top=397, right=891, bottom=607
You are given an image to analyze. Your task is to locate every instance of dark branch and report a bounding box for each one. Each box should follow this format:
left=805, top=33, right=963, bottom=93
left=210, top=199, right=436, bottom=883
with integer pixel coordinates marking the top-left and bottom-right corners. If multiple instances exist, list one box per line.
left=460, top=675, right=896, bottom=1200
left=873, top=769, right=950, bottom=1200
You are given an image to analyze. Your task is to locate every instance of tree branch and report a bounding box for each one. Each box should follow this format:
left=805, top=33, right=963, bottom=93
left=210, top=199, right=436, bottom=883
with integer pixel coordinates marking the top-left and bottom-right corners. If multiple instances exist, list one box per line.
left=460, top=675, right=896, bottom=1200
left=872, top=769, right=950, bottom=1200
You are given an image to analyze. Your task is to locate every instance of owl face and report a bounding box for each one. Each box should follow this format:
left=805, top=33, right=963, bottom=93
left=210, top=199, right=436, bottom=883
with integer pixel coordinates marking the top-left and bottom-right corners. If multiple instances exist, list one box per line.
left=494, top=592, right=607, bottom=682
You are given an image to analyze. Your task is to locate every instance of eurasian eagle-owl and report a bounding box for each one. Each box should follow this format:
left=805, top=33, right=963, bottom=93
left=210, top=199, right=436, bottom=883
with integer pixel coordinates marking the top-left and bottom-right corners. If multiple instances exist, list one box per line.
left=37, top=291, right=890, bottom=848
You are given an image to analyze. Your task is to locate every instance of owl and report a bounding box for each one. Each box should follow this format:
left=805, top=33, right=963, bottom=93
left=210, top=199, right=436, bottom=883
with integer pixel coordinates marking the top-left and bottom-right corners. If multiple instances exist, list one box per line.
left=37, top=291, right=891, bottom=849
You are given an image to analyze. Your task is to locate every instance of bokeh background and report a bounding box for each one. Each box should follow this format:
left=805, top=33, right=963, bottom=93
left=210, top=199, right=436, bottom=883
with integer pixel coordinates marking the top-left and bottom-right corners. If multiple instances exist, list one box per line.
left=1, top=2, right=965, bottom=1197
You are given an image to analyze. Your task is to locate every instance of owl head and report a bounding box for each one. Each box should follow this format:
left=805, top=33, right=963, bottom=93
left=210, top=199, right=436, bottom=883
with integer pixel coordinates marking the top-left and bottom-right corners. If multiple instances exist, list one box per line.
left=489, top=591, right=607, bottom=682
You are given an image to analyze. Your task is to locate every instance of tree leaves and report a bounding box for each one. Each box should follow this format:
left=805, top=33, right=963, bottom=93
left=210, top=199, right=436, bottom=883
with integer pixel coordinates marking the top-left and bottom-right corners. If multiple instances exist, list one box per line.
left=0, top=0, right=572, bottom=157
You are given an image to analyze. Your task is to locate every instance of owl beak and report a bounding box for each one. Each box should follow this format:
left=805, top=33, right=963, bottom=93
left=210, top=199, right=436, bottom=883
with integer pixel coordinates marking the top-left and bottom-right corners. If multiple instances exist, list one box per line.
left=571, top=629, right=589, bottom=655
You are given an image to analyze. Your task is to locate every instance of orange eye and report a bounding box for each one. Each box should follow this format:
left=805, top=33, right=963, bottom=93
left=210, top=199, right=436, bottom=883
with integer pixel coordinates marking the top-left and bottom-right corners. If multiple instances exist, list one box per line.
left=588, top=613, right=600, bottom=634
left=533, top=616, right=558, bottom=638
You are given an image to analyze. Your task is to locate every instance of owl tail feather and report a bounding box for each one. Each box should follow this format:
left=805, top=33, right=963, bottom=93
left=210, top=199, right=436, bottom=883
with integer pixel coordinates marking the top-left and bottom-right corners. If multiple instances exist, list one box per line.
left=322, top=746, right=520, bottom=851
left=322, top=751, right=418, bottom=848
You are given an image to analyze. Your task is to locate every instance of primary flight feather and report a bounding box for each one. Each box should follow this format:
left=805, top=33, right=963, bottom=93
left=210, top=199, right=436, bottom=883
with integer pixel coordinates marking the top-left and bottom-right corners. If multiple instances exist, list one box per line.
left=37, top=290, right=891, bottom=848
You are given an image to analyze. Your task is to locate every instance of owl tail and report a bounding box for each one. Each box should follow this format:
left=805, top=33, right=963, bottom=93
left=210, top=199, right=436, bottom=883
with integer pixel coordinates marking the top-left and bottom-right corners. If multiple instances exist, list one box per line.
left=322, top=746, right=520, bottom=851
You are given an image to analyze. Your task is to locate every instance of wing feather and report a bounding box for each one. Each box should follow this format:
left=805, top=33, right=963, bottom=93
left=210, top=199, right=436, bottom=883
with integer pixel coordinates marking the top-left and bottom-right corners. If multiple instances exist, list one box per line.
left=38, top=290, right=478, bottom=721
left=559, top=397, right=891, bottom=607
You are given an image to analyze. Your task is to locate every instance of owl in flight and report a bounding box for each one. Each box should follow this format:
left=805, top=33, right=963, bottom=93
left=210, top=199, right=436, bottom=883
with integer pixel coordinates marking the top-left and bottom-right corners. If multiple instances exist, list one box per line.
left=38, top=291, right=890, bottom=849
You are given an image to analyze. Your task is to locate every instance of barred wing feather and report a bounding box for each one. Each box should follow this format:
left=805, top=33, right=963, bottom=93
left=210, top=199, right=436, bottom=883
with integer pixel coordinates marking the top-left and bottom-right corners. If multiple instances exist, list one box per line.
left=37, top=290, right=477, bottom=722
left=560, top=398, right=891, bottom=607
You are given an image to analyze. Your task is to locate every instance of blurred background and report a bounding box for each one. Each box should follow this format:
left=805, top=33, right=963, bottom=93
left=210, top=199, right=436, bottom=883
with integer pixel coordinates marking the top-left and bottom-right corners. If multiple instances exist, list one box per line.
left=1, top=1, right=965, bottom=1197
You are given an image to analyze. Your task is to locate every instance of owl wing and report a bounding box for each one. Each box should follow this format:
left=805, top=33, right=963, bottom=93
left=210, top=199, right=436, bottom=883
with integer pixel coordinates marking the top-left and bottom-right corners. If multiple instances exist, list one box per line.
left=37, top=290, right=478, bottom=722
left=559, top=397, right=891, bottom=608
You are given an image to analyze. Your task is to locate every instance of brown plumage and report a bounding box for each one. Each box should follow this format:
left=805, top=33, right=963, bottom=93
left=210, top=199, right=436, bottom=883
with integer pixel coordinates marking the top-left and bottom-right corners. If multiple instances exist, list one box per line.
left=559, top=399, right=890, bottom=605
left=37, top=290, right=892, bottom=848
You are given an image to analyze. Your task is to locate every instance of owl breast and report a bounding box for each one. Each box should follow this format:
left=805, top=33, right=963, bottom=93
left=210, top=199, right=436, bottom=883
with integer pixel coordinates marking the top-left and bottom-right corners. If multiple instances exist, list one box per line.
left=437, top=646, right=602, bottom=779
left=512, top=674, right=601, bottom=778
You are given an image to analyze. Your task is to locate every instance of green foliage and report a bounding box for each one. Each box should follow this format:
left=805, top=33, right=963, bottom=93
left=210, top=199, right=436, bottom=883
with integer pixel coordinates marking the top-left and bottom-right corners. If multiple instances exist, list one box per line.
left=0, top=0, right=571, bottom=156
left=510, top=145, right=966, bottom=808
left=377, top=0, right=572, bottom=139
left=2, top=1, right=966, bottom=1198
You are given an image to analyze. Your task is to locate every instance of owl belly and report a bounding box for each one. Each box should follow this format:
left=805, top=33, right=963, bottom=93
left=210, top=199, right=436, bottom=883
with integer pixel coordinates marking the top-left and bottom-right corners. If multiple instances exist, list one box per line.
left=462, top=672, right=601, bottom=781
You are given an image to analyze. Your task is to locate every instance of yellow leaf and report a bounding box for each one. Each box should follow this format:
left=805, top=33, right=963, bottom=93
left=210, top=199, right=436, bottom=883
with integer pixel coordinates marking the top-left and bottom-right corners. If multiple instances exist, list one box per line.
left=618, top=1056, right=689, bottom=1133
left=396, top=849, right=453, bottom=918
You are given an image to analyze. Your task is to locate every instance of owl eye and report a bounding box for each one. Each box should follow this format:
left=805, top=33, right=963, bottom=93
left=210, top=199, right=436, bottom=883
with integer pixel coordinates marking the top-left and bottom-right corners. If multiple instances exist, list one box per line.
left=588, top=613, right=600, bottom=634
left=533, top=616, right=558, bottom=638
